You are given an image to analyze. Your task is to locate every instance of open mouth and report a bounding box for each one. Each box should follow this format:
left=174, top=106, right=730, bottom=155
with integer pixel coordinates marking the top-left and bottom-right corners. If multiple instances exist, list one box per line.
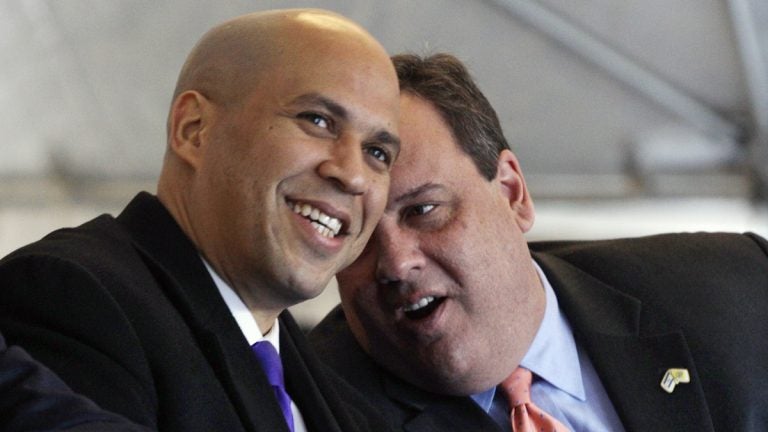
left=288, top=200, right=344, bottom=239
left=402, top=295, right=446, bottom=320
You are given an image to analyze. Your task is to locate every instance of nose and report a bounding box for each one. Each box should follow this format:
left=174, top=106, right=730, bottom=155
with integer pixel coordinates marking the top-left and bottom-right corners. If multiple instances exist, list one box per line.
left=374, top=223, right=425, bottom=287
left=317, top=136, right=368, bottom=195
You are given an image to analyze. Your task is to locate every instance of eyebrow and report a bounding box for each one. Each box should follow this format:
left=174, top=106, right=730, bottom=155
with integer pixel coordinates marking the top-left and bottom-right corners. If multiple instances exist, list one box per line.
left=292, top=93, right=401, bottom=149
left=372, top=130, right=401, bottom=152
left=292, top=93, right=349, bottom=120
left=393, top=183, right=444, bottom=204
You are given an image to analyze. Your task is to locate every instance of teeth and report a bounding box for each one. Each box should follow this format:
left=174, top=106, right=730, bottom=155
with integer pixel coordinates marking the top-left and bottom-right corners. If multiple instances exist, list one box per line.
left=301, top=204, right=312, bottom=217
left=403, top=296, right=435, bottom=312
left=290, top=201, right=342, bottom=238
left=311, top=221, right=333, bottom=238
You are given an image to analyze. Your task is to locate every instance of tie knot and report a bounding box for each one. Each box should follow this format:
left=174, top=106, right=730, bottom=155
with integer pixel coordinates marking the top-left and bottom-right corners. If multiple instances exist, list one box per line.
left=500, top=367, right=533, bottom=407
left=499, top=367, right=571, bottom=431
left=251, top=341, right=284, bottom=388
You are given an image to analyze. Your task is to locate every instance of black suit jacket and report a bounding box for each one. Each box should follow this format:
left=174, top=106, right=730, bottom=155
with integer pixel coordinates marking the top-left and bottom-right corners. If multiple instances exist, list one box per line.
left=310, top=232, right=768, bottom=431
left=0, top=332, right=149, bottom=432
left=0, top=192, right=389, bottom=432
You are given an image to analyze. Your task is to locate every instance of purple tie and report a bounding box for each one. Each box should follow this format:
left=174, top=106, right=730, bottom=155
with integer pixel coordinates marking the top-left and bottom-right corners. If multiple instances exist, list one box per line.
left=251, top=341, right=295, bottom=432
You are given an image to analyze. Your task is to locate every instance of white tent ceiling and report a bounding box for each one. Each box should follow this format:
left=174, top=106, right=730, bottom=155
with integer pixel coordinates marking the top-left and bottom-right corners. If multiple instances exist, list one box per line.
left=1, top=0, right=767, bottom=200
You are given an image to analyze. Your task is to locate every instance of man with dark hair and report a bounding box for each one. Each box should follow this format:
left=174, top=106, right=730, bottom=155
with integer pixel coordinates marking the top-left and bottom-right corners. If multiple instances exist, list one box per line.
left=310, top=53, right=768, bottom=431
left=394, top=53, right=506, bottom=179
left=0, top=9, right=400, bottom=432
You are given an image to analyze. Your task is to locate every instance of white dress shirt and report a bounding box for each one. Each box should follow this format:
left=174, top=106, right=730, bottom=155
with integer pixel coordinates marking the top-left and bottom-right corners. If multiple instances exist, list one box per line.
left=203, top=259, right=308, bottom=432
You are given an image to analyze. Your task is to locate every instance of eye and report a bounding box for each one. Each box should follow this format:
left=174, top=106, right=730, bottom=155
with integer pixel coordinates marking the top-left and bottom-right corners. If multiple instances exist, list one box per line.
left=298, top=112, right=331, bottom=130
left=400, top=200, right=451, bottom=231
left=405, top=204, right=436, bottom=217
left=365, top=146, right=391, bottom=165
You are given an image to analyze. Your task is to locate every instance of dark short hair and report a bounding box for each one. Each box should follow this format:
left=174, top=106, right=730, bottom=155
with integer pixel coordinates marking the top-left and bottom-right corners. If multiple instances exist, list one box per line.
left=392, top=53, right=509, bottom=180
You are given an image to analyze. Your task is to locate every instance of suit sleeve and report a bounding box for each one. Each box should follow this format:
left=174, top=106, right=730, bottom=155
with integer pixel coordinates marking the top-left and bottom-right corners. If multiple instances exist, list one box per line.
left=0, top=254, right=158, bottom=428
left=0, top=332, right=152, bottom=432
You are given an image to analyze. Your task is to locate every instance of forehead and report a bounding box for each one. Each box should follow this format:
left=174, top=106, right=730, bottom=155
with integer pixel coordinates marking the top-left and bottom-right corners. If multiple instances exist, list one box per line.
left=390, top=95, right=478, bottom=197
left=246, top=37, right=400, bottom=128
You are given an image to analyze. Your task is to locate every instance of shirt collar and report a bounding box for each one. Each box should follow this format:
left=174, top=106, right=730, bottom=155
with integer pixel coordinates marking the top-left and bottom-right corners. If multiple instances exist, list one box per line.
left=202, top=258, right=280, bottom=351
left=470, top=386, right=496, bottom=412
left=520, top=260, right=585, bottom=400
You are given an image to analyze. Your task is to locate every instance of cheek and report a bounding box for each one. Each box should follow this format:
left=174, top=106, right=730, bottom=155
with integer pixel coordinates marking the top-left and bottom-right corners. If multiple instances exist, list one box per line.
left=338, top=259, right=385, bottom=320
left=337, top=271, right=381, bottom=351
left=339, top=235, right=378, bottom=279
left=337, top=263, right=373, bottom=309
left=362, top=177, right=389, bottom=226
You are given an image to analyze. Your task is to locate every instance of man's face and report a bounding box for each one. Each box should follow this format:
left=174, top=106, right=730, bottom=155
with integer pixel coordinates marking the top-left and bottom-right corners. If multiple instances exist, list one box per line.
left=337, top=93, right=544, bottom=395
left=190, top=32, right=400, bottom=312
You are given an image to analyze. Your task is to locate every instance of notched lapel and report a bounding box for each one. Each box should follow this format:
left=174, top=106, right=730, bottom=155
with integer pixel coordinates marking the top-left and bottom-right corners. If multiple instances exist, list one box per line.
left=382, top=374, right=501, bottom=432
left=280, top=313, right=343, bottom=432
left=118, top=193, right=289, bottom=432
left=584, top=331, right=714, bottom=432
left=403, top=407, right=502, bottom=432
left=533, top=252, right=714, bottom=432
left=198, top=329, right=291, bottom=432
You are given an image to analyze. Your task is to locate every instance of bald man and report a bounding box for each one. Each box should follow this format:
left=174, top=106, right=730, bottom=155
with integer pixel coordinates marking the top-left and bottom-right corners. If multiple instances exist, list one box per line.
left=0, top=9, right=400, bottom=432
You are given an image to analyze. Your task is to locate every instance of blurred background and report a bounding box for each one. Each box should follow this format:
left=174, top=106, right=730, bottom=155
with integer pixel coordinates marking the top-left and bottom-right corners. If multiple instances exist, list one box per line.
left=1, top=0, right=767, bottom=326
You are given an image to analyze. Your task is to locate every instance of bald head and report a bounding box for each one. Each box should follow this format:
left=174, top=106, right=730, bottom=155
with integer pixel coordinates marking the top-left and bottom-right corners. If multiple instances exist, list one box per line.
left=170, top=9, right=386, bottom=115
left=157, top=8, right=400, bottom=328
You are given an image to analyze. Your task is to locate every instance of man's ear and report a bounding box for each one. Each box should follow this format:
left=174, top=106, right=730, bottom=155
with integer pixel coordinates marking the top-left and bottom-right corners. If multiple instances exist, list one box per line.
left=496, top=149, right=535, bottom=233
left=168, top=90, right=212, bottom=170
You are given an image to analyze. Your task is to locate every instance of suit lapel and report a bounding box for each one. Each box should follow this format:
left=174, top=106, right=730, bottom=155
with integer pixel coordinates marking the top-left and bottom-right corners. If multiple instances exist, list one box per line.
left=534, top=252, right=714, bottom=432
left=280, top=312, right=343, bottom=432
left=117, top=193, right=289, bottom=432
left=196, top=328, right=291, bottom=432
left=380, top=372, right=502, bottom=432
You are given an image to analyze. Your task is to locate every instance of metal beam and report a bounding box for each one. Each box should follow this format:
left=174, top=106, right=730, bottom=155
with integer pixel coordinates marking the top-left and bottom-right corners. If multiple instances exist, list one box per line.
left=727, top=0, right=768, bottom=198
left=486, top=0, right=744, bottom=143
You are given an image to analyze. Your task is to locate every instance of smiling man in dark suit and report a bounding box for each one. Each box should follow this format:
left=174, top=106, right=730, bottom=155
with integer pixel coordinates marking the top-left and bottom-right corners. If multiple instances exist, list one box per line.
left=0, top=9, right=400, bottom=432
left=310, top=53, right=768, bottom=431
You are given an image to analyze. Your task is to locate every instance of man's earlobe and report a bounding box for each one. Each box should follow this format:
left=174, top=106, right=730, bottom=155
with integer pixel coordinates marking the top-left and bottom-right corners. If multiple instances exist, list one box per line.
left=168, top=91, right=209, bottom=169
left=496, top=150, right=535, bottom=232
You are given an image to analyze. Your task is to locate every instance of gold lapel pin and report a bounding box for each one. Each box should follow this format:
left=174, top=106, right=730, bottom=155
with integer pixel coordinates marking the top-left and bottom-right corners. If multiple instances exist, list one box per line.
left=660, top=368, right=690, bottom=393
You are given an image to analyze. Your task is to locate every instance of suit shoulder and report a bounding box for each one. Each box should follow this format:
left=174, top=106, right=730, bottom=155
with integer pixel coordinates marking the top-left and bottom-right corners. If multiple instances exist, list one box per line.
left=1, top=213, right=131, bottom=265
left=531, top=232, right=768, bottom=268
left=309, top=306, right=391, bottom=402
left=309, top=306, right=365, bottom=365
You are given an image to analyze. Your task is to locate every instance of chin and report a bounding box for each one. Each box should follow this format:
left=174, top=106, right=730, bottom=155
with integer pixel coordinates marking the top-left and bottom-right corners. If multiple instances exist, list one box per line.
left=280, top=280, right=326, bottom=306
left=425, top=364, right=506, bottom=396
left=287, top=268, right=334, bottom=298
left=297, top=284, right=327, bottom=301
left=420, top=344, right=508, bottom=395
left=404, top=368, right=485, bottom=396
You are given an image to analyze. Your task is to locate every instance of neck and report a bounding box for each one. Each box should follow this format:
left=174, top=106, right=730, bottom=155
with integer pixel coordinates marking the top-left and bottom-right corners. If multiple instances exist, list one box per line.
left=254, top=311, right=280, bottom=336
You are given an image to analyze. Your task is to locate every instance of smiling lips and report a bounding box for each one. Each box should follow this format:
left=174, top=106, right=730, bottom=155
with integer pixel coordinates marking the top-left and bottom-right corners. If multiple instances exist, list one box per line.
left=404, top=295, right=436, bottom=312
left=289, top=201, right=344, bottom=238
left=401, top=295, right=445, bottom=320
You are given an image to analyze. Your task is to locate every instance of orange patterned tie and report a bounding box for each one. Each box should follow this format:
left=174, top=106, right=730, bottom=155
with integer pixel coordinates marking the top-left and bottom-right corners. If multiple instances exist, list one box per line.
left=500, top=367, right=571, bottom=432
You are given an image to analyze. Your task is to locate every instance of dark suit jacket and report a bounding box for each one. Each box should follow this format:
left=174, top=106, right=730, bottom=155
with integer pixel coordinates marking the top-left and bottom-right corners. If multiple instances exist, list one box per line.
left=310, top=232, right=768, bottom=432
left=0, top=332, right=149, bottom=432
left=0, top=192, right=389, bottom=432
